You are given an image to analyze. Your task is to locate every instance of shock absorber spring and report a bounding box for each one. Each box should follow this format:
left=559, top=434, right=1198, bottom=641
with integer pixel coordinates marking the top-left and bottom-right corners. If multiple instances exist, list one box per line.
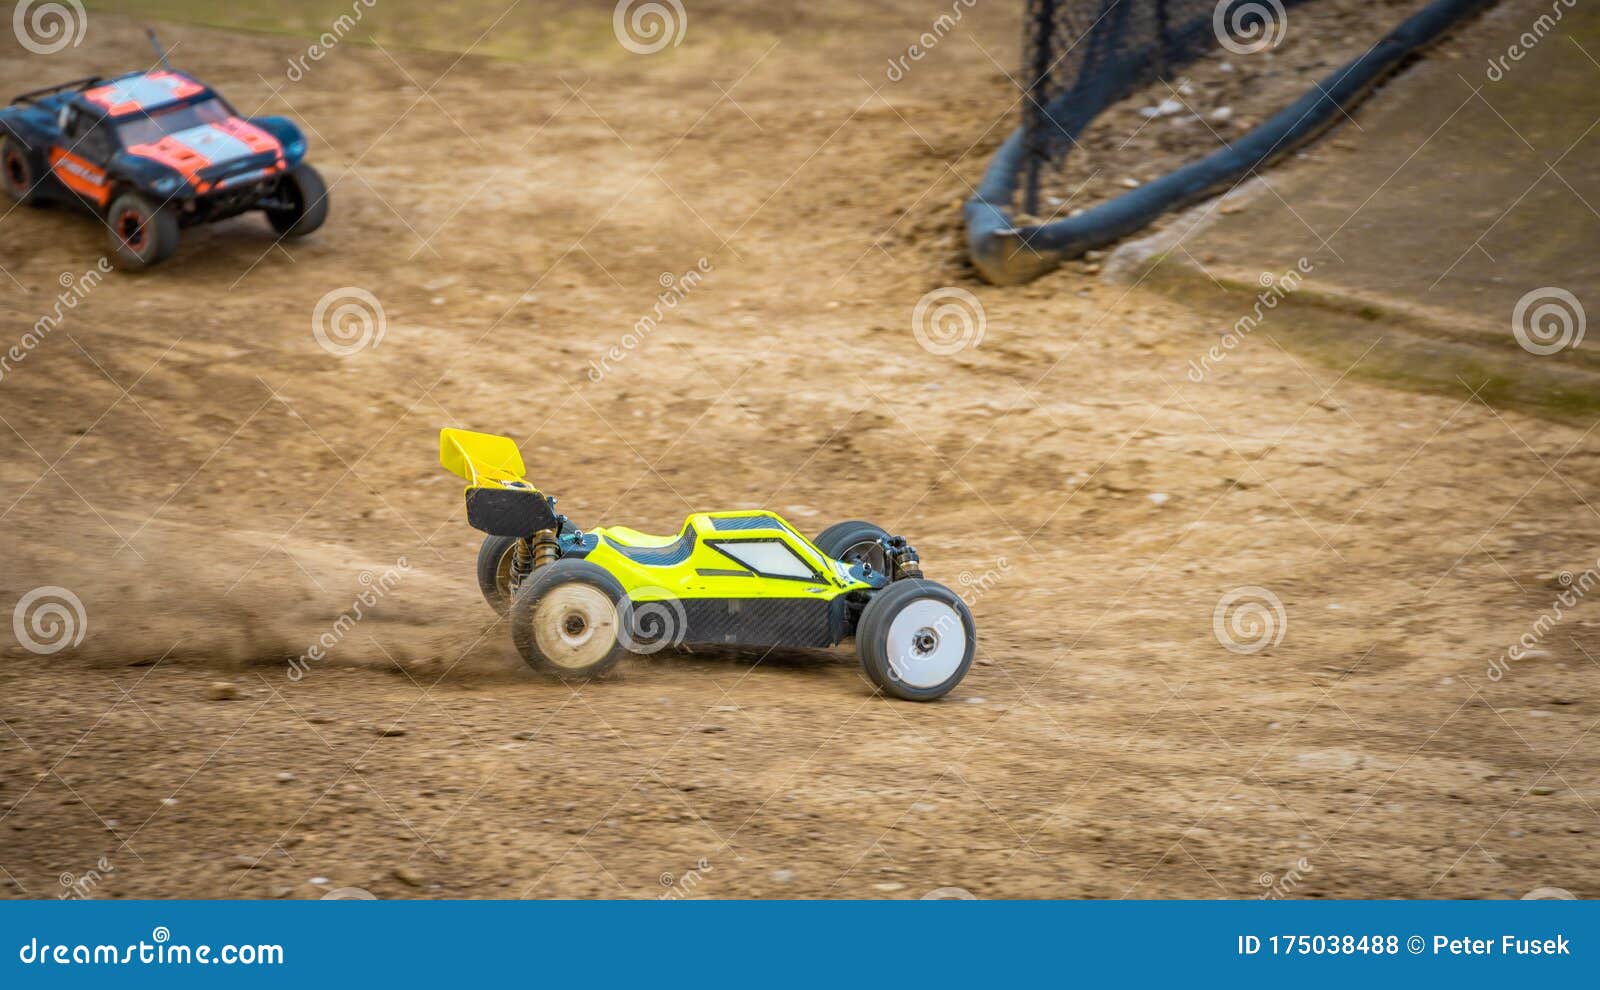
left=887, top=536, right=922, bottom=581
left=509, top=538, right=534, bottom=592
left=531, top=528, right=560, bottom=569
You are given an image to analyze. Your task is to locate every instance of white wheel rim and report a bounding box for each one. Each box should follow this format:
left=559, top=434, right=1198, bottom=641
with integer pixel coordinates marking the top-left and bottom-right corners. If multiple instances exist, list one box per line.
left=532, top=583, right=619, bottom=670
left=884, top=598, right=966, bottom=688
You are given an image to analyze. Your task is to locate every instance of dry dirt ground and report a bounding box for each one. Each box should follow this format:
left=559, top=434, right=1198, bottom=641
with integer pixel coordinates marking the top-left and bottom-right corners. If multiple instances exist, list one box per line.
left=1, top=1, right=1597, bottom=900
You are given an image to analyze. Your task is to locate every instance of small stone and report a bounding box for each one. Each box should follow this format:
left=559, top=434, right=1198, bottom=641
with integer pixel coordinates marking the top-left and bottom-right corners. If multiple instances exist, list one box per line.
left=512, top=731, right=538, bottom=740
left=1147, top=492, right=1170, bottom=505
left=1209, top=106, right=1233, bottom=123
left=1530, top=786, right=1557, bottom=796
left=700, top=725, right=727, bottom=734
left=873, top=882, right=906, bottom=892
left=310, top=876, right=329, bottom=885
left=1118, top=177, right=1140, bottom=189
left=392, top=865, right=424, bottom=887
left=711, top=705, right=740, bottom=713
left=373, top=725, right=407, bottom=737
left=772, top=869, right=794, bottom=883
left=275, top=772, right=295, bottom=783
left=161, top=797, right=178, bottom=807
left=1526, top=710, right=1553, bottom=718
left=207, top=682, right=240, bottom=701
left=964, top=697, right=986, bottom=704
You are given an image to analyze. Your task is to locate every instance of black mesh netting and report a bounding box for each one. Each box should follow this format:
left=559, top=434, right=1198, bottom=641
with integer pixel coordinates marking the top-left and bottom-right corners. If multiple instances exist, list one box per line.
left=1018, top=0, right=1321, bottom=212
left=966, top=0, right=1494, bottom=283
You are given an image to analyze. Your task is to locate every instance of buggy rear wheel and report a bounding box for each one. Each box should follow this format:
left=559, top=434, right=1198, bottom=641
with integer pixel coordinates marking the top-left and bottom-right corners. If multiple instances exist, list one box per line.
left=106, top=191, right=180, bottom=271
left=266, top=163, right=328, bottom=238
left=856, top=579, right=974, bottom=701
left=510, top=559, right=628, bottom=681
left=476, top=534, right=524, bottom=615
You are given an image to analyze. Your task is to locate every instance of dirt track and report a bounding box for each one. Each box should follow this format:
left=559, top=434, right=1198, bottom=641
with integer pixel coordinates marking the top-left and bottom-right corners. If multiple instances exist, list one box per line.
left=1, top=1, right=1597, bottom=899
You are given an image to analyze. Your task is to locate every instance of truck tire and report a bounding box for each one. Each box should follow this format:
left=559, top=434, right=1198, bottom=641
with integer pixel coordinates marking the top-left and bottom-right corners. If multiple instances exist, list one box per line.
left=267, top=163, right=328, bottom=237
left=107, top=191, right=180, bottom=270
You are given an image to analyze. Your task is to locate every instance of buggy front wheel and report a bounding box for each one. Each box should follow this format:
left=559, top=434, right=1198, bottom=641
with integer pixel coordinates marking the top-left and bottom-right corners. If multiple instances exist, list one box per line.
left=813, top=520, right=889, bottom=574
left=856, top=579, right=974, bottom=701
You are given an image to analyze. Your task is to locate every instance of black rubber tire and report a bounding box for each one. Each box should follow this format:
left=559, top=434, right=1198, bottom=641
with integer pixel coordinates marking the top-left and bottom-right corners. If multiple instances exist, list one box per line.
left=813, top=520, right=890, bottom=572
left=856, top=579, right=975, bottom=702
left=0, top=135, right=43, bottom=206
left=510, top=559, right=628, bottom=681
left=267, top=163, right=328, bottom=237
left=106, top=191, right=180, bottom=270
left=476, top=535, right=523, bottom=615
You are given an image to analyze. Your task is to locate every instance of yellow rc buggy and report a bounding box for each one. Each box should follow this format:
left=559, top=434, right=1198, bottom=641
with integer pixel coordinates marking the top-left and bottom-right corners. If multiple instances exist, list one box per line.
left=439, top=429, right=976, bottom=701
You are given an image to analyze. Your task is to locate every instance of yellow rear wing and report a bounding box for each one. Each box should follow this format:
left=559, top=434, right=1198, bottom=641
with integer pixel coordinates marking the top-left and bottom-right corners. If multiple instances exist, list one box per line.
left=441, top=429, right=560, bottom=537
left=439, top=428, right=528, bottom=489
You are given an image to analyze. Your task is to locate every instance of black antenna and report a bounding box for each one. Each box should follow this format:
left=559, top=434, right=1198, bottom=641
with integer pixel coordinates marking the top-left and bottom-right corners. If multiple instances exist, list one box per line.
left=146, top=28, right=174, bottom=71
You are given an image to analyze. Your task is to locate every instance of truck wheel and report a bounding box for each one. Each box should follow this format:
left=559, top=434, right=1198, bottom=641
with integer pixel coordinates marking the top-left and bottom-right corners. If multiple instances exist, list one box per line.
left=856, top=579, right=974, bottom=701
left=510, top=559, right=628, bottom=681
left=107, top=191, right=179, bottom=270
left=476, top=534, right=523, bottom=615
left=267, top=163, right=328, bottom=237
left=0, top=136, right=43, bottom=206
left=813, top=520, right=889, bottom=573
